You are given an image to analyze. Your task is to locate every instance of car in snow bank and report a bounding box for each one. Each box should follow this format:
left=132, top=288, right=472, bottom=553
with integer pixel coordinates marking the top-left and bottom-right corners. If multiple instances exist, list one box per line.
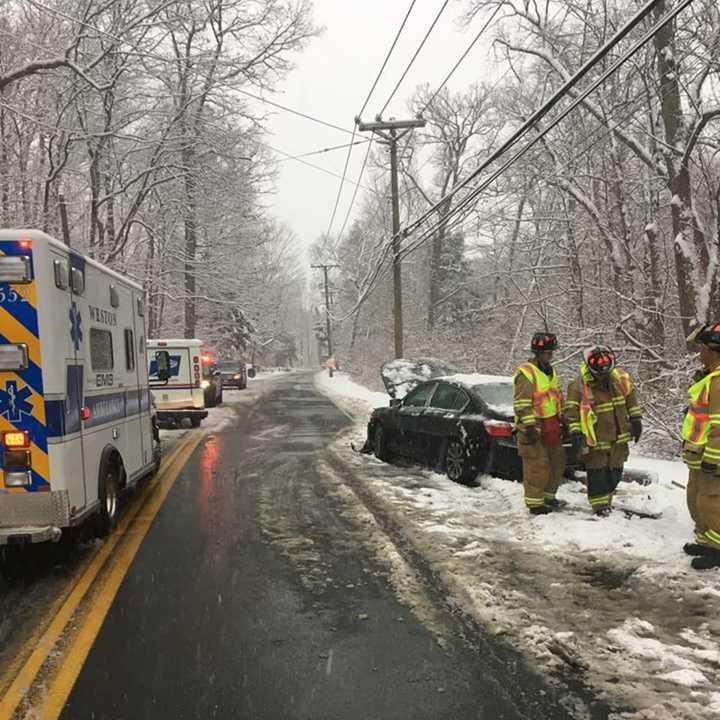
left=363, top=372, right=523, bottom=484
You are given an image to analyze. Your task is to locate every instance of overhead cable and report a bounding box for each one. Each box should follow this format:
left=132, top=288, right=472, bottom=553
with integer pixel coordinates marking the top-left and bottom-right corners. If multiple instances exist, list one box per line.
left=276, top=139, right=370, bottom=162
left=400, top=0, right=670, bottom=241
left=237, top=89, right=354, bottom=136
left=358, top=0, right=418, bottom=118
left=419, top=3, right=505, bottom=114
left=342, top=0, right=695, bottom=319
left=380, top=0, right=452, bottom=116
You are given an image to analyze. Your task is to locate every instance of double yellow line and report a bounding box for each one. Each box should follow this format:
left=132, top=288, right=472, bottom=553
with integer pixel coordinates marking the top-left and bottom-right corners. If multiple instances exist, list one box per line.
left=0, top=430, right=204, bottom=720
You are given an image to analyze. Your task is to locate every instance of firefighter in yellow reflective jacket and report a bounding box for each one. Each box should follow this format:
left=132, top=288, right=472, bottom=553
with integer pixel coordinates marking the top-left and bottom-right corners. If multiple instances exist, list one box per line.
left=681, top=323, right=720, bottom=570
left=564, top=347, right=642, bottom=516
left=513, top=332, right=566, bottom=515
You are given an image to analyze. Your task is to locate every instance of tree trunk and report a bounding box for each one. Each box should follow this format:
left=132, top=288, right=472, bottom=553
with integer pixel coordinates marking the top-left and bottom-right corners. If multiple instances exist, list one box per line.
left=653, top=1, right=707, bottom=331
left=183, top=144, right=198, bottom=337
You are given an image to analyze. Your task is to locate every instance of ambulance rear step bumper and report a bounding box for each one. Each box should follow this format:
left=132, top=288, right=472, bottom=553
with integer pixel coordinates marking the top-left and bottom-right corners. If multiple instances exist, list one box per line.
left=0, top=490, right=71, bottom=545
left=0, top=525, right=62, bottom=545
left=157, top=409, right=208, bottom=422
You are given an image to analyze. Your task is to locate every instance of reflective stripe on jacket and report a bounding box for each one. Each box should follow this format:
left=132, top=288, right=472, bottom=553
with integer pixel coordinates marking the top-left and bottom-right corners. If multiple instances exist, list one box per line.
left=682, top=368, right=720, bottom=467
left=564, top=364, right=641, bottom=450
left=513, top=360, right=563, bottom=427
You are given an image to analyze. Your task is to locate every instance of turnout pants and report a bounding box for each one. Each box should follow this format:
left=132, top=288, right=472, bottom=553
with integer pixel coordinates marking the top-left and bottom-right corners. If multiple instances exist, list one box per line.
left=519, top=441, right=566, bottom=509
left=687, top=469, right=720, bottom=549
left=583, top=442, right=629, bottom=513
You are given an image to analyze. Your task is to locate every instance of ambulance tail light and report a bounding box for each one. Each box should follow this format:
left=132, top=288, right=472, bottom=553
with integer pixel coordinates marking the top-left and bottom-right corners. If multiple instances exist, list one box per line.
left=194, top=362, right=201, bottom=388
left=81, top=406, right=91, bottom=421
left=483, top=420, right=514, bottom=438
left=3, top=431, right=30, bottom=449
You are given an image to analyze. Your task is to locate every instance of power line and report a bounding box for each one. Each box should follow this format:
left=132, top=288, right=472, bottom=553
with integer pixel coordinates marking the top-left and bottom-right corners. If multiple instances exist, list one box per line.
left=380, top=0, right=452, bottom=117
left=335, top=138, right=375, bottom=245
left=324, top=127, right=358, bottom=239
left=236, top=88, right=355, bottom=137
left=400, top=0, right=671, bottom=242
left=419, top=3, right=504, bottom=114
left=276, top=139, right=370, bottom=163
left=324, top=0, right=419, bottom=242
left=358, top=0, right=418, bottom=118
left=341, top=0, right=696, bottom=320
left=258, top=139, right=375, bottom=191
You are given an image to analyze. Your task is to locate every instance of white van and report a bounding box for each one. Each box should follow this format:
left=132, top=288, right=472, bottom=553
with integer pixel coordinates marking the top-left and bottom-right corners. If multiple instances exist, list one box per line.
left=147, top=339, right=208, bottom=427
left=0, top=229, right=162, bottom=544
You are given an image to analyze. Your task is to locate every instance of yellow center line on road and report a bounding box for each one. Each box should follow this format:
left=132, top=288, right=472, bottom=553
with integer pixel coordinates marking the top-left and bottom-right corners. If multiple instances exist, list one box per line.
left=0, top=431, right=204, bottom=720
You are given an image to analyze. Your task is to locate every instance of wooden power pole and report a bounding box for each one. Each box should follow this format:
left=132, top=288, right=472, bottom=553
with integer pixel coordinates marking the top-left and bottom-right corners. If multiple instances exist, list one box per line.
left=311, top=263, right=339, bottom=377
left=356, top=116, right=425, bottom=358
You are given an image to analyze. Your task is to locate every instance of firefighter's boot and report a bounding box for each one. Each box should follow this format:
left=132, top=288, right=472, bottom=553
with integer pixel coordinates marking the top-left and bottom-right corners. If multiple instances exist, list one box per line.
left=691, top=548, right=720, bottom=570
left=684, top=543, right=711, bottom=557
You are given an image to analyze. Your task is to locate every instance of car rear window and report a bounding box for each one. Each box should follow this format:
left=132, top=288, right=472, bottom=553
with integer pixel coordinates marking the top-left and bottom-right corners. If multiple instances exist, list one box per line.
left=403, top=383, right=435, bottom=407
left=471, top=382, right=514, bottom=414
left=429, top=384, right=468, bottom=411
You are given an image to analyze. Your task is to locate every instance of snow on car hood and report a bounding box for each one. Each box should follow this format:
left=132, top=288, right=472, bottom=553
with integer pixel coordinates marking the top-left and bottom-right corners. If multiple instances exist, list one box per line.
left=381, top=358, right=456, bottom=399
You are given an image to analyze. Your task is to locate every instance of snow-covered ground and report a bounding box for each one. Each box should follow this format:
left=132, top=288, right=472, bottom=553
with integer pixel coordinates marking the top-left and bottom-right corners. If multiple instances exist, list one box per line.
left=316, top=371, right=720, bottom=719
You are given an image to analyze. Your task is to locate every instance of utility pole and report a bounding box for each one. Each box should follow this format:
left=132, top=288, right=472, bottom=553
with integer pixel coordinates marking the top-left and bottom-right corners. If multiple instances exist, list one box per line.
left=356, top=116, right=425, bottom=358
left=311, top=263, right=339, bottom=377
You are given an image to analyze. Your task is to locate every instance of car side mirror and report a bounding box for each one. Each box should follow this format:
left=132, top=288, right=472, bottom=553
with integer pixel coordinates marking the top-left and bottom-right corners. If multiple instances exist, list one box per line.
left=155, top=350, right=171, bottom=382
left=390, top=398, right=402, bottom=408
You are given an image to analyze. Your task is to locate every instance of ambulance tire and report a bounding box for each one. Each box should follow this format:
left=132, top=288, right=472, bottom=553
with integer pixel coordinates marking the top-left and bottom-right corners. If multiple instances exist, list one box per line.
left=96, top=454, right=121, bottom=537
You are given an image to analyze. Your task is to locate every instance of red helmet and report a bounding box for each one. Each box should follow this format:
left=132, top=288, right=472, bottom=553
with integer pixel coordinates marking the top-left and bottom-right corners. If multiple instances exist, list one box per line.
left=688, top=323, right=720, bottom=350
left=585, top=346, right=615, bottom=375
left=531, top=332, right=558, bottom=354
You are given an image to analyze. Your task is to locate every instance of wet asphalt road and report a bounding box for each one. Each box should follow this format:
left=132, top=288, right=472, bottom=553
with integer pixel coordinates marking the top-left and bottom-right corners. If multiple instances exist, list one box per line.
left=58, top=372, right=578, bottom=720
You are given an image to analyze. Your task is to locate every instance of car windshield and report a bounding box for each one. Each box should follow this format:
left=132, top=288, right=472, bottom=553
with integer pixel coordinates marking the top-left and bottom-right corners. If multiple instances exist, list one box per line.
left=218, top=362, right=240, bottom=370
left=471, top=382, right=514, bottom=416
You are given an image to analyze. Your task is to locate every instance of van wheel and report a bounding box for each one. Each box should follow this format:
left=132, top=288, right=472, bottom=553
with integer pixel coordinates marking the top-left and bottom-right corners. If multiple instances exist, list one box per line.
left=190, top=416, right=202, bottom=428
left=97, top=461, right=120, bottom=537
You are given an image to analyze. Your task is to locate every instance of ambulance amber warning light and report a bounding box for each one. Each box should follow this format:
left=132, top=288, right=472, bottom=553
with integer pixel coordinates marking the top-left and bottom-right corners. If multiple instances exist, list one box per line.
left=4, top=431, right=30, bottom=449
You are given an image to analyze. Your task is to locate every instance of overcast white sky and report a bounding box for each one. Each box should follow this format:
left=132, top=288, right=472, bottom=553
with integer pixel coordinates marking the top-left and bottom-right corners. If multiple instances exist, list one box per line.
left=245, top=0, right=502, bottom=252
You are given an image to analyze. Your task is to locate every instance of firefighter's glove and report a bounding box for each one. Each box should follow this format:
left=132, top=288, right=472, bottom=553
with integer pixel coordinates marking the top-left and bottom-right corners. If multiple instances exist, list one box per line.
left=523, top=425, right=539, bottom=443
left=701, top=461, right=718, bottom=476
left=630, top=418, right=643, bottom=443
left=570, top=432, right=585, bottom=456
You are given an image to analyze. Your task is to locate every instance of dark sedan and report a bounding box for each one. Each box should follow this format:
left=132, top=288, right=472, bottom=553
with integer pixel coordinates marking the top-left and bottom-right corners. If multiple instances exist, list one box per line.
left=218, top=360, right=247, bottom=390
left=364, top=374, right=523, bottom=484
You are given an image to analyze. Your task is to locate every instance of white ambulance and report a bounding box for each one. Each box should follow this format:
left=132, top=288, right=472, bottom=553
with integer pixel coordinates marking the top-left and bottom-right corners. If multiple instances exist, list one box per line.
left=0, top=229, right=166, bottom=544
left=147, top=339, right=208, bottom=427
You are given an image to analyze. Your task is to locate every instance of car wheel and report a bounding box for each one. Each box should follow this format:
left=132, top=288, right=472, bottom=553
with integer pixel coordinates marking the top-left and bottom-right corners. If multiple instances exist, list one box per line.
left=97, top=460, right=120, bottom=537
left=217, top=388, right=223, bottom=405
left=445, top=439, right=475, bottom=485
left=374, top=424, right=392, bottom=463
left=205, top=388, right=216, bottom=408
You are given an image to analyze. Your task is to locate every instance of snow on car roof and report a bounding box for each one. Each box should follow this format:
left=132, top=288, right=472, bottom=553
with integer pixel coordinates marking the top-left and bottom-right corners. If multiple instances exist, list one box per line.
left=438, top=373, right=512, bottom=387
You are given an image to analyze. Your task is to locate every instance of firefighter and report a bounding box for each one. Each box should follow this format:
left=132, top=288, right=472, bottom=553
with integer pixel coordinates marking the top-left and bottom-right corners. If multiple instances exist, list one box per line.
left=681, top=323, right=720, bottom=570
left=564, top=347, right=642, bottom=516
left=513, top=332, right=566, bottom=515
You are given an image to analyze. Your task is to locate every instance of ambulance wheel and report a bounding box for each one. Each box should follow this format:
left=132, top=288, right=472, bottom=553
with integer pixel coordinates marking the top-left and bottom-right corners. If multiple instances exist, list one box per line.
left=97, top=459, right=120, bottom=537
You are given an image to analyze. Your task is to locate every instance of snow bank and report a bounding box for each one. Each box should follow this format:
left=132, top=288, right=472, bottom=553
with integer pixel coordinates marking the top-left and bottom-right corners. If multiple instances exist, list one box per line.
left=316, top=369, right=720, bottom=718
